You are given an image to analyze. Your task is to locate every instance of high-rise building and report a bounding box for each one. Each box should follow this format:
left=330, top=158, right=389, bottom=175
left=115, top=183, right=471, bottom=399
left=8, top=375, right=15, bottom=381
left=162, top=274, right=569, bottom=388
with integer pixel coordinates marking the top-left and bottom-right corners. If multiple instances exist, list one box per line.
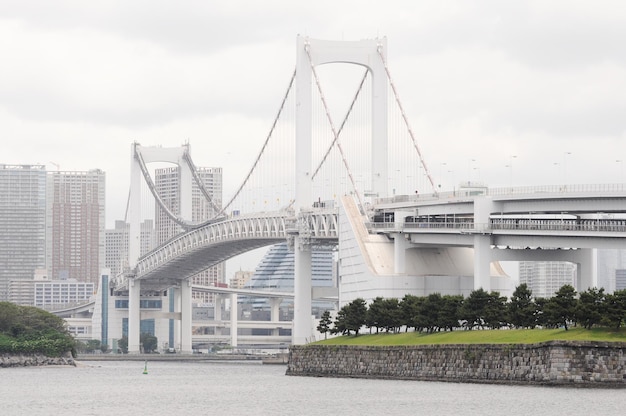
left=154, top=166, right=223, bottom=303
left=518, top=261, right=576, bottom=298
left=105, top=219, right=155, bottom=276
left=0, top=164, right=47, bottom=301
left=230, top=270, right=254, bottom=289
left=46, top=170, right=105, bottom=287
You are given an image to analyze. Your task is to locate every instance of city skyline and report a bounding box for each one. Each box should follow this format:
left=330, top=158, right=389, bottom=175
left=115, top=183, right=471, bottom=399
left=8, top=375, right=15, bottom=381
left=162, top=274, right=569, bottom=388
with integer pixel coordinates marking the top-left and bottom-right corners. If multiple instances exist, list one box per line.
left=1, top=1, right=625, bottom=232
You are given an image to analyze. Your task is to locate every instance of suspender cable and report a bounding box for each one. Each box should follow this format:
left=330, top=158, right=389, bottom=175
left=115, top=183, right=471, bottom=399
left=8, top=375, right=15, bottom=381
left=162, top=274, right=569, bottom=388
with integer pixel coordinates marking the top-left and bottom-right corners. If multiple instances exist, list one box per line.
left=311, top=68, right=369, bottom=181
left=305, top=42, right=366, bottom=213
left=377, top=44, right=438, bottom=195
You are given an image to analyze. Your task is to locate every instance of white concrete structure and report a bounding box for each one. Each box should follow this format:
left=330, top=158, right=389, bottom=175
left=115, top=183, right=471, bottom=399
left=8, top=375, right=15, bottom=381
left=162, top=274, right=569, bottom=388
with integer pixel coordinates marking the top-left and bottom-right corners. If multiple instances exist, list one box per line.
left=293, top=36, right=388, bottom=345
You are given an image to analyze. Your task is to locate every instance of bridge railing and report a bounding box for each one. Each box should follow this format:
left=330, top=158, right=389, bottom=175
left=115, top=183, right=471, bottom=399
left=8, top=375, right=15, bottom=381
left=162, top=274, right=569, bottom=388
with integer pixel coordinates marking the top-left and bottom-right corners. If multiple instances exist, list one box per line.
left=374, top=183, right=626, bottom=205
left=367, top=219, right=626, bottom=233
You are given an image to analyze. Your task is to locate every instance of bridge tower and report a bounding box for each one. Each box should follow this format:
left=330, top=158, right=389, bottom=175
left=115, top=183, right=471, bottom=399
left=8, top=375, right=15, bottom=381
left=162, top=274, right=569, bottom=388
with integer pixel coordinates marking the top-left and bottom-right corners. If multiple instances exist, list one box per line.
left=293, top=36, right=389, bottom=345
left=128, top=143, right=194, bottom=354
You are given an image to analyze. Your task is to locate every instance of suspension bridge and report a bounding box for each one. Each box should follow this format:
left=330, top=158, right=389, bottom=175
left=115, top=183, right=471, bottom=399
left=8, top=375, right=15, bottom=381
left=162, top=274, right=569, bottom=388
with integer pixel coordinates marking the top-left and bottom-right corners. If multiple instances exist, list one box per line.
left=97, top=36, right=626, bottom=354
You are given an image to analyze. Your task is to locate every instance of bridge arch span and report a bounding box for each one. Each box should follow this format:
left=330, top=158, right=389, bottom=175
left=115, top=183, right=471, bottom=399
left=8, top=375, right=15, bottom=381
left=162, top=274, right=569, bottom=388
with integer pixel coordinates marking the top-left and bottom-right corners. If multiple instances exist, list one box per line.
left=134, top=211, right=296, bottom=284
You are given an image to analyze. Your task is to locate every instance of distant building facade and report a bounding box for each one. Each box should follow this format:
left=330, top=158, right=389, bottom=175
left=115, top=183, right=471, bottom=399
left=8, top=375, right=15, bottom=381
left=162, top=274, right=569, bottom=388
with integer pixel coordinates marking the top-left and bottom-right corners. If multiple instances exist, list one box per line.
left=34, top=278, right=95, bottom=309
left=8, top=268, right=48, bottom=306
left=597, top=249, right=626, bottom=293
left=520, top=250, right=626, bottom=298
left=617, top=269, right=626, bottom=291
left=105, top=219, right=155, bottom=276
left=242, top=242, right=335, bottom=317
left=46, top=170, right=105, bottom=287
left=518, top=261, right=576, bottom=299
left=154, top=166, right=224, bottom=303
left=230, top=270, right=254, bottom=289
left=0, top=164, right=47, bottom=302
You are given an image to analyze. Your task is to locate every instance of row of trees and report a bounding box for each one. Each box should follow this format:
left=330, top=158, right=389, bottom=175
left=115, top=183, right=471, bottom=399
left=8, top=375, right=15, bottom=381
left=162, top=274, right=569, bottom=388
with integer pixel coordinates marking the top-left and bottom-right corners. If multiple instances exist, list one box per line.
left=317, top=284, right=626, bottom=337
left=0, top=302, right=76, bottom=356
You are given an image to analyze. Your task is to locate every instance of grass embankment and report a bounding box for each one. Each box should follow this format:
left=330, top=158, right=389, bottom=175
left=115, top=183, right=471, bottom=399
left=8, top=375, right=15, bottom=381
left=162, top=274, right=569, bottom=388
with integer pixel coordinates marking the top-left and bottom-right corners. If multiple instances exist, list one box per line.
left=314, top=327, right=626, bottom=346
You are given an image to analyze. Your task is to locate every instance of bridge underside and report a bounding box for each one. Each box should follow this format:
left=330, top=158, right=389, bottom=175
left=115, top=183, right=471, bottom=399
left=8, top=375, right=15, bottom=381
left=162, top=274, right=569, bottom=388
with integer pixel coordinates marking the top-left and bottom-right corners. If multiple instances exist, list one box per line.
left=136, top=238, right=285, bottom=291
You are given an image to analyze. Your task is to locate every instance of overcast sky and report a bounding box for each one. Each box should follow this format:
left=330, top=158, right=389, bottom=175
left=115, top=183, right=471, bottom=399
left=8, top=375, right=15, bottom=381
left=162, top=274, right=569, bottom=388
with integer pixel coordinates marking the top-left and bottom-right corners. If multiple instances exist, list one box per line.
left=2, top=1, right=625, bottom=231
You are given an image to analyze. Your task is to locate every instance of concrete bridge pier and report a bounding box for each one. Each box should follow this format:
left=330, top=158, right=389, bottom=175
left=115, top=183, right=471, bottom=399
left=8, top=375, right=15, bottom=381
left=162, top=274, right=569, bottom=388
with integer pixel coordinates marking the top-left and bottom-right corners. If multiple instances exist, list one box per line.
left=214, top=294, right=222, bottom=336
left=270, top=298, right=282, bottom=336
left=573, top=248, right=598, bottom=291
left=293, top=238, right=312, bottom=345
left=393, top=233, right=411, bottom=274
left=128, top=278, right=141, bottom=354
left=180, top=280, right=193, bottom=354
left=230, top=292, right=238, bottom=347
left=169, top=282, right=193, bottom=354
left=473, top=198, right=495, bottom=291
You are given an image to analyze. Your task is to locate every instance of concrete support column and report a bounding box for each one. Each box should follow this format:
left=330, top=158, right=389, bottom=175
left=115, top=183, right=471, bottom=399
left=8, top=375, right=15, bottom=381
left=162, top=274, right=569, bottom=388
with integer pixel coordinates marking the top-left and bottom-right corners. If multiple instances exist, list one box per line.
left=294, top=239, right=312, bottom=345
left=270, top=298, right=282, bottom=336
left=173, top=287, right=181, bottom=351
left=230, top=293, right=238, bottom=348
left=128, top=278, right=141, bottom=354
left=393, top=233, right=410, bottom=274
left=574, top=248, right=597, bottom=291
left=473, top=197, right=494, bottom=291
left=214, top=294, right=222, bottom=336
left=180, top=280, right=192, bottom=354
left=473, top=235, right=492, bottom=291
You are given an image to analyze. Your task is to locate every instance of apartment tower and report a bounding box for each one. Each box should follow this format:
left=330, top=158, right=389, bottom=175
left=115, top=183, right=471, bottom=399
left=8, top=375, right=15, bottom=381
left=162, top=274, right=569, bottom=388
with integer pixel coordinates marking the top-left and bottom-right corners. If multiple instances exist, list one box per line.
left=0, top=164, right=47, bottom=301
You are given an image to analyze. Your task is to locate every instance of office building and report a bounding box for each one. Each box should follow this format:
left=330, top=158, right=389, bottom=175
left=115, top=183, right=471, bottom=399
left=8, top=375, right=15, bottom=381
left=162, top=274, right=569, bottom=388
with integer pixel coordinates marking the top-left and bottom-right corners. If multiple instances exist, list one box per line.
left=0, top=164, right=47, bottom=301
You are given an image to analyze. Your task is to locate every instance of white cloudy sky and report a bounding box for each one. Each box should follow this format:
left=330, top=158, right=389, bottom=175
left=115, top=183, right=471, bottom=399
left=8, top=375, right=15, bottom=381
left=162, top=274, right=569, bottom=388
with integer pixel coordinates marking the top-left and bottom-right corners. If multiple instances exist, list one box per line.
left=2, top=1, right=626, bottom=229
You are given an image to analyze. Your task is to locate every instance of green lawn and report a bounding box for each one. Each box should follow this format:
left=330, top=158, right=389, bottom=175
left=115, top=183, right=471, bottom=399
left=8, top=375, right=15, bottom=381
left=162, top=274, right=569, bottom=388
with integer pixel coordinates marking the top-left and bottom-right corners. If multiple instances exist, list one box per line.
left=314, top=327, right=626, bottom=346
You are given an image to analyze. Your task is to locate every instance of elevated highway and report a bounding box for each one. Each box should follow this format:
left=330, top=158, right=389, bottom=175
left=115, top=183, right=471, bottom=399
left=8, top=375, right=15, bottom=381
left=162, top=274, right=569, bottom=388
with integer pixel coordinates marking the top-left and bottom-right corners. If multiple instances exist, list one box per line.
left=369, top=183, right=626, bottom=250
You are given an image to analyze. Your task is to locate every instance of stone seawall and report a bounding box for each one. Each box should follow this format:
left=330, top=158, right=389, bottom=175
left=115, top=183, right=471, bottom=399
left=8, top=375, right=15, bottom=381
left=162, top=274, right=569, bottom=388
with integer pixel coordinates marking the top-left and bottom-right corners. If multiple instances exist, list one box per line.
left=1, top=352, right=75, bottom=368
left=286, top=341, right=626, bottom=387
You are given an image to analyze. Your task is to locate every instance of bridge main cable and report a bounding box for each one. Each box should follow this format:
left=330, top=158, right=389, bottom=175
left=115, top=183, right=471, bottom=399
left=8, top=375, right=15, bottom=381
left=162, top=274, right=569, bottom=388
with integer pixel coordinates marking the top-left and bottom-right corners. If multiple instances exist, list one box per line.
left=218, top=68, right=297, bottom=216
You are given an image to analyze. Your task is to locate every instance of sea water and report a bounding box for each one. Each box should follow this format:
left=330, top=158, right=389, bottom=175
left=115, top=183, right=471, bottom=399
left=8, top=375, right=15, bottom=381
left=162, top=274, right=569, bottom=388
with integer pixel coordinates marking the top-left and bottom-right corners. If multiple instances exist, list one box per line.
left=1, top=360, right=624, bottom=416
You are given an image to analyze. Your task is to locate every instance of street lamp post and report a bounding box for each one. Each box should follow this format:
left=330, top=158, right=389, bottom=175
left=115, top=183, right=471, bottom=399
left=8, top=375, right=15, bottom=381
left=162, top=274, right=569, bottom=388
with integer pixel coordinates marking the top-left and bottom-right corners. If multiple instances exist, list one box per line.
left=563, top=151, right=572, bottom=185
left=439, top=162, right=447, bottom=190
left=467, top=159, right=476, bottom=185
left=507, top=155, right=517, bottom=188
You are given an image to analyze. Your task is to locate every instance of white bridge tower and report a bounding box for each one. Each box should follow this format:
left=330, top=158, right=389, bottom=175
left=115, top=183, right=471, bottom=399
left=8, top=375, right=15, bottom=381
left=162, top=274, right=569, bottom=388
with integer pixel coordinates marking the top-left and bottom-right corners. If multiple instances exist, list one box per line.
left=293, top=36, right=389, bottom=344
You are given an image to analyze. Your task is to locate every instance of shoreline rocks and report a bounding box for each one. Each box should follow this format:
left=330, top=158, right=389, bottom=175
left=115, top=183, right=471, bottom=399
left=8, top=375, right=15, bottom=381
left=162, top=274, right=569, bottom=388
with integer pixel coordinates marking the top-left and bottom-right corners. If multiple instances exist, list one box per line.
left=1, top=351, right=76, bottom=368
